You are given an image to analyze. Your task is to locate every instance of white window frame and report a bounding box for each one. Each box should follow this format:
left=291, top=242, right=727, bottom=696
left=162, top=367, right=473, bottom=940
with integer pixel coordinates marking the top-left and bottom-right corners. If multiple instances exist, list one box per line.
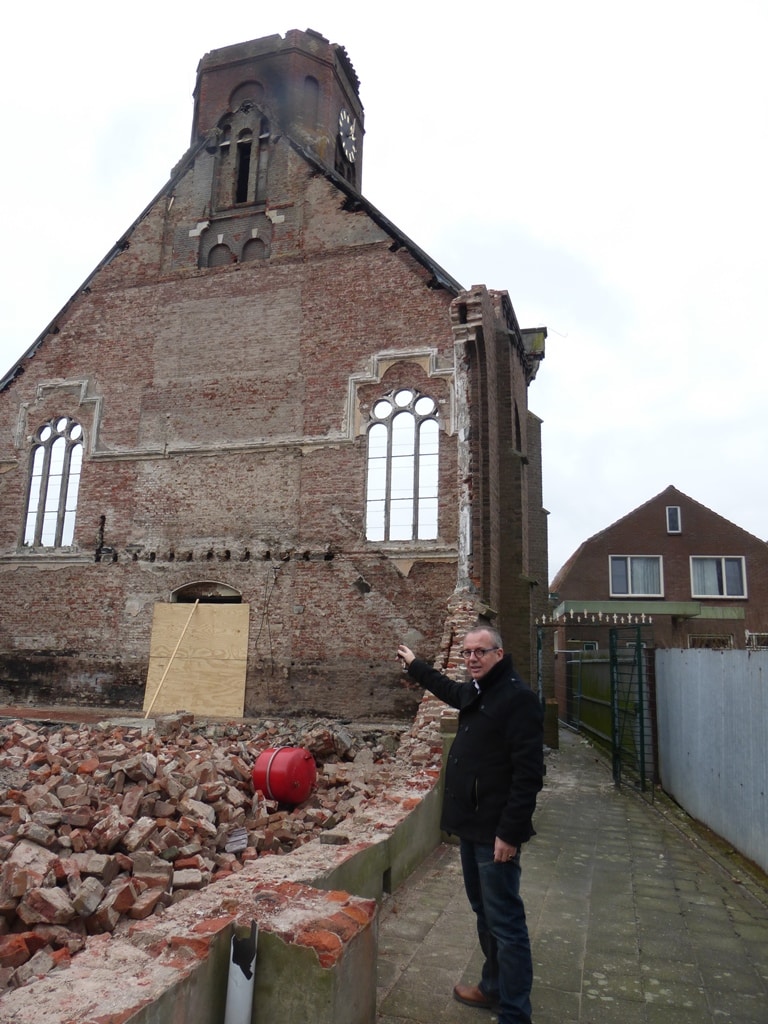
left=609, top=555, right=664, bottom=597
left=690, top=556, right=747, bottom=599
left=666, top=505, right=681, bottom=534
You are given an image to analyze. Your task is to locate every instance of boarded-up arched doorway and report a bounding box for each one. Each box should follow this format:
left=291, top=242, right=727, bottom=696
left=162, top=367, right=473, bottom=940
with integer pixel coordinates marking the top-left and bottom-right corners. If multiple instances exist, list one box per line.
left=143, top=582, right=250, bottom=717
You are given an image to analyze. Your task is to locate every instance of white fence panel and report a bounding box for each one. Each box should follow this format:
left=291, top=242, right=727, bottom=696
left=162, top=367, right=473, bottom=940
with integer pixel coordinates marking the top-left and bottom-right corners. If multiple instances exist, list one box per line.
left=655, top=649, right=768, bottom=874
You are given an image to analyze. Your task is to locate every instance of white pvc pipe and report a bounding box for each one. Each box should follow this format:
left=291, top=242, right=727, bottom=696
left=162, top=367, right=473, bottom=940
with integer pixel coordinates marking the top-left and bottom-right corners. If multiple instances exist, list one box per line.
left=223, top=921, right=258, bottom=1024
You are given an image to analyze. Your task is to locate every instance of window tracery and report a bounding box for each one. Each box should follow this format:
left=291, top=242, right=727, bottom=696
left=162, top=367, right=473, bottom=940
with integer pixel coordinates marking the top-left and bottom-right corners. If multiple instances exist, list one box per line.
left=24, top=416, right=83, bottom=548
left=365, top=389, right=439, bottom=542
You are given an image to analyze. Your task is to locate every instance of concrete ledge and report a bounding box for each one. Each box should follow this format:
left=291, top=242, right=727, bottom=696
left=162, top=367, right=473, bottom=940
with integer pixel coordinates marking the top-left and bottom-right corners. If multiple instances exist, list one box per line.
left=0, top=922, right=233, bottom=1024
left=317, top=778, right=443, bottom=900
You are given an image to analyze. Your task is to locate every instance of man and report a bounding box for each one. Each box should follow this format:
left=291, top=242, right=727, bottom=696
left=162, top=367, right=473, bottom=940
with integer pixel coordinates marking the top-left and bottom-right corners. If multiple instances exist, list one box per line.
left=397, top=625, right=544, bottom=1024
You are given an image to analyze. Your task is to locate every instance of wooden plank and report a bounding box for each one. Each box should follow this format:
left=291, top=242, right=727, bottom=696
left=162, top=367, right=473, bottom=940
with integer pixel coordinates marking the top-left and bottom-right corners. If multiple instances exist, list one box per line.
left=148, top=605, right=248, bottom=660
left=144, top=658, right=248, bottom=717
left=144, top=600, right=199, bottom=719
left=143, top=604, right=249, bottom=718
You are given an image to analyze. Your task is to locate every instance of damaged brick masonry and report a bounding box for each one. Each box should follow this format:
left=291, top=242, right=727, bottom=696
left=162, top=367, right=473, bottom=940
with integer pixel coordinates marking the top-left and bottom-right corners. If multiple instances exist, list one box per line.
left=0, top=708, right=444, bottom=995
left=0, top=27, right=552, bottom=721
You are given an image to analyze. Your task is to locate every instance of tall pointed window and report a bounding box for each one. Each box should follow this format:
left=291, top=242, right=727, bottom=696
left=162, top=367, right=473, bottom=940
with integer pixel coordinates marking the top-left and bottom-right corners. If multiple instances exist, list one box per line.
left=212, top=109, right=270, bottom=212
left=365, top=389, right=439, bottom=541
left=24, top=417, right=83, bottom=548
left=235, top=129, right=253, bottom=203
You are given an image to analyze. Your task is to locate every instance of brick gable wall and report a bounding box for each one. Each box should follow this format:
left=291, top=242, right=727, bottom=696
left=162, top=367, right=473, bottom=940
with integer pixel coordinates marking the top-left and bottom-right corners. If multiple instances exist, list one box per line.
left=0, top=34, right=547, bottom=719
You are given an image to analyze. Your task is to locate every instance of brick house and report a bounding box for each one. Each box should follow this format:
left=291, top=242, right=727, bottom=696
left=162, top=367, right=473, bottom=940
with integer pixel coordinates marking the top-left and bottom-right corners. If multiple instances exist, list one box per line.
left=548, top=485, right=768, bottom=712
left=0, top=30, right=549, bottom=719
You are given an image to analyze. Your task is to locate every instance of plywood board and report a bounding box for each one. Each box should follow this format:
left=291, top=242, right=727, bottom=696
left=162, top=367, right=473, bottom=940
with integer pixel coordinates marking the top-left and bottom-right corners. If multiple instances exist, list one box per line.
left=144, top=603, right=250, bottom=717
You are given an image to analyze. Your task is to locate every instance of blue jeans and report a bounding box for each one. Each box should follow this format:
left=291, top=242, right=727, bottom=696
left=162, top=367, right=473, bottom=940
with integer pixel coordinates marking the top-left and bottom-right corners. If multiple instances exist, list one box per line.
left=459, top=839, right=533, bottom=1024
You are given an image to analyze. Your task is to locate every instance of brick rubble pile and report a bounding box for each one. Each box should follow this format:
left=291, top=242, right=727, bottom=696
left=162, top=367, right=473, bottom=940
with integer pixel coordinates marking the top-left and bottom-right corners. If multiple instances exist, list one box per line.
left=0, top=711, right=440, bottom=992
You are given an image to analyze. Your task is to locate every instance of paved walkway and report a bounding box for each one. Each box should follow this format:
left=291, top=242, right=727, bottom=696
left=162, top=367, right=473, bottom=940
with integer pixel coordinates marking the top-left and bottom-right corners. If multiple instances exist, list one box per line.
left=376, top=728, right=768, bottom=1024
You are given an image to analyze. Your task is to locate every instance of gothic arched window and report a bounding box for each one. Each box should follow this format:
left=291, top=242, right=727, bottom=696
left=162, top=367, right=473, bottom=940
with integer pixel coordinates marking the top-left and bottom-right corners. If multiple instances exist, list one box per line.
left=24, top=416, right=83, bottom=548
left=235, top=129, right=253, bottom=203
left=365, top=389, right=439, bottom=541
left=213, top=109, right=270, bottom=211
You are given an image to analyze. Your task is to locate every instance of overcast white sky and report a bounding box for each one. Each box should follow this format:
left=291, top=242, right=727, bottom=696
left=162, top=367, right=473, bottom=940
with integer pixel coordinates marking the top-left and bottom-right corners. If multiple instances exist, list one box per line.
left=1, top=0, right=766, bottom=580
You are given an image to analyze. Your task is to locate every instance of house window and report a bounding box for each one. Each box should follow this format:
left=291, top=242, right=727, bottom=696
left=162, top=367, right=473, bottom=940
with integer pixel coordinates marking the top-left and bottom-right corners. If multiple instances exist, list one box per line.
left=24, top=417, right=83, bottom=548
left=746, top=632, right=768, bottom=650
left=609, top=555, right=663, bottom=597
left=365, top=389, right=439, bottom=542
left=666, top=505, right=681, bottom=533
left=691, top=556, right=746, bottom=598
left=688, top=634, right=733, bottom=650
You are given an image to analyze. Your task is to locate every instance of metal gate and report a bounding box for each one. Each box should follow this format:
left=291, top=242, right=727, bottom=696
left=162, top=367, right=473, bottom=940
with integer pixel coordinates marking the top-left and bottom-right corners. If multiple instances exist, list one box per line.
left=538, top=618, right=657, bottom=796
left=609, top=625, right=657, bottom=795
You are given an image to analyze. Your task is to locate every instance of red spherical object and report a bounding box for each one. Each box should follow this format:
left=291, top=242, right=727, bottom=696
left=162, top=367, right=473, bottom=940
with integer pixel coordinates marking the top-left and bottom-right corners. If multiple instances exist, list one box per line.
left=251, top=746, right=317, bottom=804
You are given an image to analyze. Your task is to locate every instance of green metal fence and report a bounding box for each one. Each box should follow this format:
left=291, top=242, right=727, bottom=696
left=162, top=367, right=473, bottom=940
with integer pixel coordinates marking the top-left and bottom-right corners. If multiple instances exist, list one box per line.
left=542, top=622, right=657, bottom=795
left=609, top=625, right=656, bottom=793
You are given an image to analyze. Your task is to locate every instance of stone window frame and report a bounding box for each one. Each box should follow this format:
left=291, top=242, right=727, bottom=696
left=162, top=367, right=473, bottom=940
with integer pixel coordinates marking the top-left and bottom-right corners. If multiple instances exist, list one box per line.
left=214, top=104, right=271, bottom=212
left=364, top=387, right=440, bottom=543
left=23, top=415, right=84, bottom=549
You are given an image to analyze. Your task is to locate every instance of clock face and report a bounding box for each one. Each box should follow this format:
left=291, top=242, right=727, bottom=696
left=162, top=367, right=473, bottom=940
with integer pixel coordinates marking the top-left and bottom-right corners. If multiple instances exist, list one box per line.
left=338, top=109, right=357, bottom=163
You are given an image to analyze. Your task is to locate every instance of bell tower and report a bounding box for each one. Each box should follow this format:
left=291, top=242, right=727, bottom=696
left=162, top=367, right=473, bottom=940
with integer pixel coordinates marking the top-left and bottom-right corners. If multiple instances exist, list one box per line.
left=192, top=29, right=364, bottom=190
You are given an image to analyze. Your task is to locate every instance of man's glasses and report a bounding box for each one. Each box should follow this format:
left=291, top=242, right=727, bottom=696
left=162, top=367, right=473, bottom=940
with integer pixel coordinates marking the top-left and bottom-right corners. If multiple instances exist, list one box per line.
left=460, top=647, right=500, bottom=660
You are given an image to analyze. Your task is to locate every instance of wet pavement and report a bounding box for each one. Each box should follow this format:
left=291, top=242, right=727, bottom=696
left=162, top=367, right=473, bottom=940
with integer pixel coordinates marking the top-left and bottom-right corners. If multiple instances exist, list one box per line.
left=376, top=728, right=768, bottom=1024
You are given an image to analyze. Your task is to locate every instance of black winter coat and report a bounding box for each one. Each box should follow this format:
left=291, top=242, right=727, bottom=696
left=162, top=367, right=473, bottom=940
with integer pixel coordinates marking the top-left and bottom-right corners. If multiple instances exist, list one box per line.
left=407, top=654, right=544, bottom=846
